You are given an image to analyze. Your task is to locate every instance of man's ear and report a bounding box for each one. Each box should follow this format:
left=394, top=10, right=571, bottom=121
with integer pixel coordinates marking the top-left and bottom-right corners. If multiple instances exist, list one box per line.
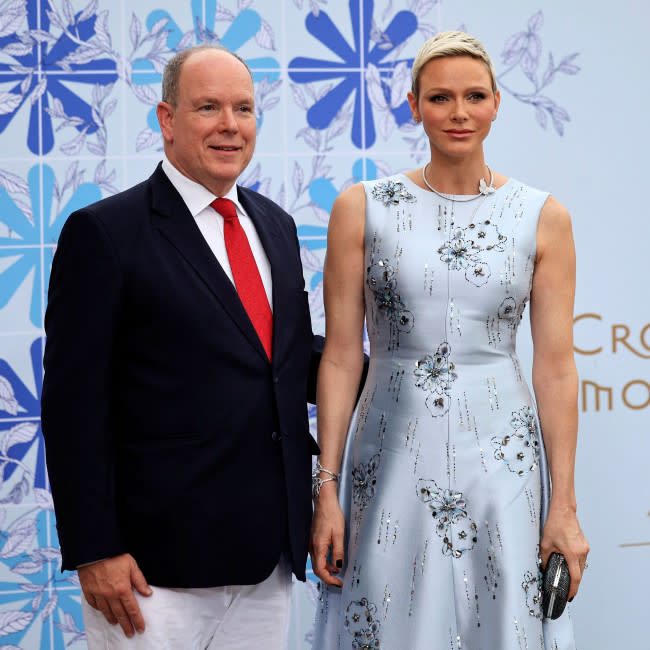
left=156, top=102, right=174, bottom=143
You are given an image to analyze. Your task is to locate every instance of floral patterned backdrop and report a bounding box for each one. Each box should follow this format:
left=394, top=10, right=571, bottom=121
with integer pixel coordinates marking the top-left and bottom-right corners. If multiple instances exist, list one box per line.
left=0, top=0, right=648, bottom=648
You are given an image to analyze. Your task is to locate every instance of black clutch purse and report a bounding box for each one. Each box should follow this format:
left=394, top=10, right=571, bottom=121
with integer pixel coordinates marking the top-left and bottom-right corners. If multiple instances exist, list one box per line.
left=542, top=552, right=570, bottom=619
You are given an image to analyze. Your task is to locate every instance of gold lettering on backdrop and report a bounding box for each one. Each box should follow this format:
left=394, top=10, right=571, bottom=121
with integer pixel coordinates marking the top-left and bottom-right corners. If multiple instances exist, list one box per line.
left=573, top=313, right=602, bottom=355
left=581, top=381, right=613, bottom=412
left=641, top=324, right=650, bottom=353
left=611, top=324, right=650, bottom=359
left=621, top=380, right=650, bottom=410
left=573, top=314, right=649, bottom=410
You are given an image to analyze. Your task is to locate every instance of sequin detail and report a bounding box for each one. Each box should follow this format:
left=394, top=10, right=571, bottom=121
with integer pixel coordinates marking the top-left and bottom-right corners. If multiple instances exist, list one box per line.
left=414, top=342, right=457, bottom=417
left=371, top=179, right=416, bottom=206
left=417, top=478, right=477, bottom=557
left=491, top=406, right=540, bottom=475
left=344, top=597, right=381, bottom=649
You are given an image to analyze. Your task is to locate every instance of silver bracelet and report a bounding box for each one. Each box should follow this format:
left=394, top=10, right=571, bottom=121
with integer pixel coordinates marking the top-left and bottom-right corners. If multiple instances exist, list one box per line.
left=312, top=461, right=340, bottom=498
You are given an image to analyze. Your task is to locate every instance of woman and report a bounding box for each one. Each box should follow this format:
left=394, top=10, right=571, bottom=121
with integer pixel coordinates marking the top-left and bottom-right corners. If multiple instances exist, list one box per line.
left=311, top=31, right=589, bottom=649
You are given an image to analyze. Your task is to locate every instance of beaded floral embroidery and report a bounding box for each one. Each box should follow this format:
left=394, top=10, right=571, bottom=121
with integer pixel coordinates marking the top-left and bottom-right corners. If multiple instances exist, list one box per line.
left=522, top=569, right=543, bottom=619
left=367, top=257, right=414, bottom=351
left=491, top=406, right=540, bottom=476
left=414, top=342, right=457, bottom=417
left=370, top=179, right=416, bottom=206
left=417, top=478, right=477, bottom=557
left=352, top=454, right=380, bottom=510
left=438, top=221, right=507, bottom=287
left=344, top=597, right=381, bottom=649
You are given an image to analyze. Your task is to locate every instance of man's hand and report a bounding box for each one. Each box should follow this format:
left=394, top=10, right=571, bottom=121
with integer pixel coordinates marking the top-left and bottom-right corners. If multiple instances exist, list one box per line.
left=78, top=553, right=152, bottom=638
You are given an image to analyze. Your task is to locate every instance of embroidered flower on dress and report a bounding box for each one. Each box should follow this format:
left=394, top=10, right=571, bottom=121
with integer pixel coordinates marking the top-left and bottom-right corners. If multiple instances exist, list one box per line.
left=414, top=342, right=457, bottom=417
left=417, top=478, right=477, bottom=557
left=498, top=295, right=528, bottom=324
left=370, top=179, right=417, bottom=207
left=491, top=406, right=540, bottom=475
left=352, top=454, right=380, bottom=510
left=344, top=597, right=381, bottom=649
left=438, top=221, right=507, bottom=287
left=522, top=569, right=543, bottom=619
left=366, top=257, right=414, bottom=351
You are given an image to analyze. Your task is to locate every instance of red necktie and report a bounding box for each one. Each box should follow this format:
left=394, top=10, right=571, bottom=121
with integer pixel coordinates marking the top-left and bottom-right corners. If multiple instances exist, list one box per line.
left=211, top=198, right=273, bottom=360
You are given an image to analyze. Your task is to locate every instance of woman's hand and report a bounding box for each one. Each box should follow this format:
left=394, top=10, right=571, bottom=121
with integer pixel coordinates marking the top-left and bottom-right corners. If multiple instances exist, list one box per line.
left=310, top=486, right=346, bottom=587
left=540, top=503, right=589, bottom=601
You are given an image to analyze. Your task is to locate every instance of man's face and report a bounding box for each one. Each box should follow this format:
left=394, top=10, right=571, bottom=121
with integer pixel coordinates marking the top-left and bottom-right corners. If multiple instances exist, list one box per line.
left=157, top=49, right=256, bottom=196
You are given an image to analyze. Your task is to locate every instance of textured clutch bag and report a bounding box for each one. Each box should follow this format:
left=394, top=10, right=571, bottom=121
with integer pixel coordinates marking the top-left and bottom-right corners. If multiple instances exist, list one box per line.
left=542, top=552, right=570, bottom=619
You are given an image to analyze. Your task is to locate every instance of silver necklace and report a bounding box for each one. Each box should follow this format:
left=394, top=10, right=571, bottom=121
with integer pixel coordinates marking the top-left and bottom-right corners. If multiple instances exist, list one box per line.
left=421, top=163, right=495, bottom=201
left=422, top=163, right=496, bottom=231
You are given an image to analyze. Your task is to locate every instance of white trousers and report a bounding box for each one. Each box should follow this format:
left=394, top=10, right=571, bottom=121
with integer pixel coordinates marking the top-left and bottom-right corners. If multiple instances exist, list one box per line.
left=82, top=559, right=292, bottom=650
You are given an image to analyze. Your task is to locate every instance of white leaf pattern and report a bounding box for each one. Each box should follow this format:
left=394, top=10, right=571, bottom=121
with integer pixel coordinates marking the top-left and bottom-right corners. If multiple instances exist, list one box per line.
left=93, top=10, right=111, bottom=50
left=30, top=77, right=46, bottom=105
left=0, top=93, right=22, bottom=116
left=0, top=519, right=37, bottom=558
left=0, top=422, right=38, bottom=455
left=2, top=42, right=32, bottom=56
left=33, top=488, right=54, bottom=511
left=365, top=64, right=387, bottom=110
left=389, top=61, right=410, bottom=108
left=136, top=128, right=160, bottom=152
left=41, top=593, right=57, bottom=620
left=12, top=560, right=44, bottom=575
left=255, top=19, right=275, bottom=50
left=0, top=611, right=33, bottom=637
left=0, top=377, right=23, bottom=415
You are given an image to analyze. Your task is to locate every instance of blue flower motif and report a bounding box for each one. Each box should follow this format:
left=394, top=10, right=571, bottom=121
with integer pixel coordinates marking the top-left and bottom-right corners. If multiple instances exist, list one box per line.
left=0, top=0, right=118, bottom=154
left=130, top=0, right=280, bottom=138
left=0, top=165, right=101, bottom=327
left=288, top=0, right=417, bottom=148
left=0, top=339, right=46, bottom=490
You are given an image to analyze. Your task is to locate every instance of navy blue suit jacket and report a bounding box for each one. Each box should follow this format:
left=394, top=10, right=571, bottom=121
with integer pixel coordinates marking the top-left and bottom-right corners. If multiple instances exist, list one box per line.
left=41, top=163, right=319, bottom=587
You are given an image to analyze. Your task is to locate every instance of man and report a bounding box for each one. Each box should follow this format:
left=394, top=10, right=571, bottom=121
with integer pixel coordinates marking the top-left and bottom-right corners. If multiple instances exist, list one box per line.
left=41, top=45, right=320, bottom=649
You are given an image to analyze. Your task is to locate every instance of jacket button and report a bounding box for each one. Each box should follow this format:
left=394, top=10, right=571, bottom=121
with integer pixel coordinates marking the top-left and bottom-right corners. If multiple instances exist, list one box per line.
left=271, top=431, right=281, bottom=442
left=273, top=376, right=279, bottom=384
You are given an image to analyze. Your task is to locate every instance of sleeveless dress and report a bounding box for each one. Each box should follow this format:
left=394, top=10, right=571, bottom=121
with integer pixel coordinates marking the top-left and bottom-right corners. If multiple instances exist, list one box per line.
left=313, top=175, right=576, bottom=650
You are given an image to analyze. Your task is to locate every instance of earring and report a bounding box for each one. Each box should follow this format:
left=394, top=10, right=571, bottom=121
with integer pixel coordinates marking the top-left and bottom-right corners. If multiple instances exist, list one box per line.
left=492, top=115, right=497, bottom=122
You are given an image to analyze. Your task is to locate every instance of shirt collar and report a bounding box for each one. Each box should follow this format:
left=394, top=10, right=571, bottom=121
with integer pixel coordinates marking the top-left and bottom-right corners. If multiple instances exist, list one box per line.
left=161, top=156, right=245, bottom=218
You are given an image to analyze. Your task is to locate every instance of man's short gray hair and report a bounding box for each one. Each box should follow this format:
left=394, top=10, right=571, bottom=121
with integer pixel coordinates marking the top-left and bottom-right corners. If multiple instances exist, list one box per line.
left=161, top=44, right=253, bottom=107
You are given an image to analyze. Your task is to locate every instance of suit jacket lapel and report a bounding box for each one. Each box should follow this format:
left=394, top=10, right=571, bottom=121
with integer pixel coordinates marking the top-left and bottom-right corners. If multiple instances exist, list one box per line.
left=150, top=165, right=268, bottom=362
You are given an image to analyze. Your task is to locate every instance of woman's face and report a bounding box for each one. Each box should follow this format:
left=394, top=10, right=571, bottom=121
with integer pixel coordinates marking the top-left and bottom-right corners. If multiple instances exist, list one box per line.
left=408, top=55, right=500, bottom=160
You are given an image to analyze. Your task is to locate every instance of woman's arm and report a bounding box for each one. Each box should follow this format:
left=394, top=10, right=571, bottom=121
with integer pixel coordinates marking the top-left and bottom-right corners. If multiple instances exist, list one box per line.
left=530, top=195, right=589, bottom=600
left=310, top=183, right=367, bottom=586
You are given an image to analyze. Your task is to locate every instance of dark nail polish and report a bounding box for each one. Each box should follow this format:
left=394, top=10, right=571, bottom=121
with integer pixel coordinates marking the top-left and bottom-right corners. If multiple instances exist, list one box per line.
left=336, top=559, right=343, bottom=568
left=568, top=597, right=574, bottom=603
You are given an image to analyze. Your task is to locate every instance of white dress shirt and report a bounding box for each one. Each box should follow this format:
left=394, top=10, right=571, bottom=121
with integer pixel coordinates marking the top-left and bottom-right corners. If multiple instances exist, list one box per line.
left=161, top=157, right=273, bottom=309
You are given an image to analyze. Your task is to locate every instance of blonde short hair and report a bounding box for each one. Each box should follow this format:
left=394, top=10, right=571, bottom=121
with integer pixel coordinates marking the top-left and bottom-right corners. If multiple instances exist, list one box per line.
left=411, top=31, right=497, bottom=97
